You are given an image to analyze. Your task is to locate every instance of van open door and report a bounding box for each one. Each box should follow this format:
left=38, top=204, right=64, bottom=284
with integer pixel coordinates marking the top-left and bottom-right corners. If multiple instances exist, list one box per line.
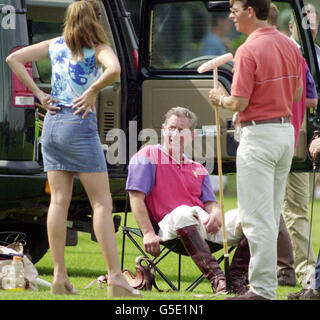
left=138, top=0, right=320, bottom=174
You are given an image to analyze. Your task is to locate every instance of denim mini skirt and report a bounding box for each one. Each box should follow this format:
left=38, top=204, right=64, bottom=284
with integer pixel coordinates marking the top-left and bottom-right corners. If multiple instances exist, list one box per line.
left=41, top=107, right=107, bottom=172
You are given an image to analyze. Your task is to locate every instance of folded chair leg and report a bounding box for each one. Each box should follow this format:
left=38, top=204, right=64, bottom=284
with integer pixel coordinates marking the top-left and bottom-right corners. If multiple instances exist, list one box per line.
left=121, top=229, right=127, bottom=270
left=121, top=192, right=130, bottom=271
left=186, top=274, right=205, bottom=292
left=178, top=254, right=181, bottom=291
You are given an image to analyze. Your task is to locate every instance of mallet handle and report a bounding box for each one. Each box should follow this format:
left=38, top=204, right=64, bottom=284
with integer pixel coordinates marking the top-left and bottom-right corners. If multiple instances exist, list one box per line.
left=213, top=68, right=218, bottom=89
left=214, top=106, right=227, bottom=254
left=214, top=104, right=231, bottom=291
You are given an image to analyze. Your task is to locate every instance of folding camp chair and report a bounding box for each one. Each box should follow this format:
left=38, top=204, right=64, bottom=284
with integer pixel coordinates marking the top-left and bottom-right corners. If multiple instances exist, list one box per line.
left=120, top=192, right=235, bottom=291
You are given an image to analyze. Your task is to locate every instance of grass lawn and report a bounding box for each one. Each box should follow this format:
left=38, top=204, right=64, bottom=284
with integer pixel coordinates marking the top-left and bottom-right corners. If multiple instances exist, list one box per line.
left=0, top=195, right=319, bottom=302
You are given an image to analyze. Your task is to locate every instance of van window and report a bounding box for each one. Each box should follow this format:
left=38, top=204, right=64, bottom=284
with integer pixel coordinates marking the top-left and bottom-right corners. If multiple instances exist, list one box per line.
left=122, top=0, right=141, bottom=37
left=149, top=1, right=293, bottom=70
left=26, top=0, right=117, bottom=83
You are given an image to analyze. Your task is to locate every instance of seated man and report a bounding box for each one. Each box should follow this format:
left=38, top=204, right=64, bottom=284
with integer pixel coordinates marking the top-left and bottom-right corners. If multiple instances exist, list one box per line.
left=126, top=106, right=249, bottom=294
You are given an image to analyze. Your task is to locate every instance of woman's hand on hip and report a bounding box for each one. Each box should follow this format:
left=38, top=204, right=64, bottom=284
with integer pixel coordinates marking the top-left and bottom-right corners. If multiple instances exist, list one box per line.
left=72, top=88, right=97, bottom=118
left=37, top=91, right=60, bottom=114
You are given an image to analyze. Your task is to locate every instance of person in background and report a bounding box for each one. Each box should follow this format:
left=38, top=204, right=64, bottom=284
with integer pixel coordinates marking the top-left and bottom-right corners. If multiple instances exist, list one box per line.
left=286, top=137, right=320, bottom=300
left=279, top=4, right=319, bottom=289
left=202, top=12, right=232, bottom=56
left=267, top=2, right=318, bottom=288
left=302, top=3, right=320, bottom=65
left=6, top=0, right=140, bottom=298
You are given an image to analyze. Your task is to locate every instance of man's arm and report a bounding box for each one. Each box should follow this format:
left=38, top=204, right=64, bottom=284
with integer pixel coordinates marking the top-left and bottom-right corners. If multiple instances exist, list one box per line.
left=128, top=190, right=163, bottom=257
left=305, top=66, right=318, bottom=108
left=209, top=86, right=249, bottom=112
left=220, top=95, right=249, bottom=112
left=203, top=201, right=222, bottom=234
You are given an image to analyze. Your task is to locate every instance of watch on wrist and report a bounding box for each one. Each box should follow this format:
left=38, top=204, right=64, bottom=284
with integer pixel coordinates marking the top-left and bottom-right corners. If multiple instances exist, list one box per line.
left=219, top=95, right=226, bottom=107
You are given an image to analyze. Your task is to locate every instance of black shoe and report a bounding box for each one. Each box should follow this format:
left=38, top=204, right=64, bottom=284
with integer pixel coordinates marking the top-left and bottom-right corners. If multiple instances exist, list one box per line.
left=225, top=290, right=269, bottom=300
left=287, top=288, right=320, bottom=300
left=277, top=269, right=296, bottom=287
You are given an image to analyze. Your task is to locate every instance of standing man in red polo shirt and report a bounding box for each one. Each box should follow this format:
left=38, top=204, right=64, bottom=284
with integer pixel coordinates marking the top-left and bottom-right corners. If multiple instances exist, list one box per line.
left=209, top=0, right=303, bottom=300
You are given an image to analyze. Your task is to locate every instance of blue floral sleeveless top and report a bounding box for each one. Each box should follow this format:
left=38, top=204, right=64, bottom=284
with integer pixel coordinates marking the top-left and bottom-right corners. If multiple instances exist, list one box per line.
left=49, top=36, right=103, bottom=107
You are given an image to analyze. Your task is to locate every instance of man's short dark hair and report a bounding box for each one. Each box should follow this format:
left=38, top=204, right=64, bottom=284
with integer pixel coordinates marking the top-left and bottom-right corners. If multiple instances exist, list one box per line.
left=164, top=107, right=198, bottom=130
left=229, top=0, right=271, bottom=20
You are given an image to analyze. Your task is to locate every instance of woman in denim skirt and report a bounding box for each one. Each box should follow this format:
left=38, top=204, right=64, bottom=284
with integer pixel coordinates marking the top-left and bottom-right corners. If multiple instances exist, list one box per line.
left=6, top=0, right=140, bottom=298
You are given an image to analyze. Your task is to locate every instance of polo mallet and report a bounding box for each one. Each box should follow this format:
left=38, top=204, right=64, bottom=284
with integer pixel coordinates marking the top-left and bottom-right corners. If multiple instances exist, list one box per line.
left=197, top=53, right=233, bottom=291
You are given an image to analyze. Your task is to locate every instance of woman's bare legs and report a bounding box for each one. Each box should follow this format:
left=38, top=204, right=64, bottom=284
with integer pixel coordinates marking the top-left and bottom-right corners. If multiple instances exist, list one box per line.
left=46, top=170, right=74, bottom=290
left=78, top=171, right=133, bottom=292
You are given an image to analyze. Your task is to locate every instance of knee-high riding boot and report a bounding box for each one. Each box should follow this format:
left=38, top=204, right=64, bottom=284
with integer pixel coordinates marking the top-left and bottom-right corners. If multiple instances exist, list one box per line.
left=229, top=235, right=250, bottom=294
left=277, top=215, right=296, bottom=286
left=177, top=225, right=226, bottom=292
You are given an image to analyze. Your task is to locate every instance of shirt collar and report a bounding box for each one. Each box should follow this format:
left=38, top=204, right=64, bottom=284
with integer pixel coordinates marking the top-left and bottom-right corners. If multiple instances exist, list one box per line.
left=290, top=36, right=301, bottom=49
left=157, top=144, right=193, bottom=165
left=247, top=26, right=276, bottom=41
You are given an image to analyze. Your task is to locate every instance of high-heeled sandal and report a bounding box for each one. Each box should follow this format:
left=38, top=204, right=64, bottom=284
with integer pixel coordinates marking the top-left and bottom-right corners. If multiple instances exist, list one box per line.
left=51, top=282, right=78, bottom=295
left=107, top=284, right=142, bottom=298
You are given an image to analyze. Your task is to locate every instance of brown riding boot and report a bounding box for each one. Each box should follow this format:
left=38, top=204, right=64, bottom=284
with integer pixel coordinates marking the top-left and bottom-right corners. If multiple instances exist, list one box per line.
left=277, top=215, right=296, bottom=286
left=230, top=235, right=250, bottom=294
left=177, top=225, right=226, bottom=293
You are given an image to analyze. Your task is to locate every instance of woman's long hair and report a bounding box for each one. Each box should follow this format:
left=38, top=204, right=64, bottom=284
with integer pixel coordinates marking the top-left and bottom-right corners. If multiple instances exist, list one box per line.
left=63, top=0, right=109, bottom=60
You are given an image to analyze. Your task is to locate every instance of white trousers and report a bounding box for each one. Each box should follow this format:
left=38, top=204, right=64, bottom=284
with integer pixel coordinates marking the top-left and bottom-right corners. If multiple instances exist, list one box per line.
left=236, top=123, right=294, bottom=300
left=158, top=205, right=243, bottom=247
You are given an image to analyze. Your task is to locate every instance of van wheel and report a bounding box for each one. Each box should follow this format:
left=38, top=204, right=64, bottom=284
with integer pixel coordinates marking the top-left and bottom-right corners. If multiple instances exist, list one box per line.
left=0, top=222, right=49, bottom=264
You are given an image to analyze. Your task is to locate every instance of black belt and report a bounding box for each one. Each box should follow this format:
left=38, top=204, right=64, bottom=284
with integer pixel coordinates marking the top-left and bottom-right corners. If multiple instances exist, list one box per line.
left=240, top=117, right=290, bottom=128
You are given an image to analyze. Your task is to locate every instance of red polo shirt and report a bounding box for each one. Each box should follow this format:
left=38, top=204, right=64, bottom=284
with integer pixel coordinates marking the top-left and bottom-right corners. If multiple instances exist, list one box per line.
left=231, top=27, right=302, bottom=122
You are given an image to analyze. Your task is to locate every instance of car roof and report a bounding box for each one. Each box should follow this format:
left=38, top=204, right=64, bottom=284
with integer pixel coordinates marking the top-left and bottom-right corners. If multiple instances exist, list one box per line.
left=26, top=0, right=74, bottom=7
